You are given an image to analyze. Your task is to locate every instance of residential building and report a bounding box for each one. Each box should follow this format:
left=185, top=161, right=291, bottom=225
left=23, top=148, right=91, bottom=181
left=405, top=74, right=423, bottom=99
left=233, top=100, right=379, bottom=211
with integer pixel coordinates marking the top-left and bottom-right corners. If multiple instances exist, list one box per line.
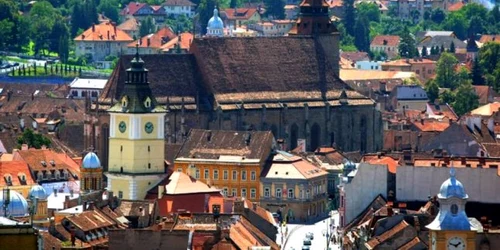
left=370, top=35, right=400, bottom=59
left=162, top=0, right=196, bottom=17
left=117, top=17, right=140, bottom=39
left=120, top=2, right=166, bottom=27
left=127, top=27, right=177, bottom=54
left=248, top=20, right=295, bottom=36
left=340, top=52, right=370, bottom=63
left=284, top=4, right=299, bottom=19
left=0, top=161, right=35, bottom=198
left=221, top=8, right=261, bottom=27
left=104, top=51, right=168, bottom=200
left=146, top=171, right=223, bottom=216
left=117, top=199, right=159, bottom=228
left=87, top=0, right=382, bottom=167
left=13, top=146, right=81, bottom=192
left=389, top=85, right=429, bottom=112
left=381, top=58, right=436, bottom=80
left=338, top=163, right=388, bottom=226
left=473, top=86, right=496, bottom=105
left=354, top=60, right=383, bottom=70
left=426, top=103, right=458, bottom=120
left=160, top=32, right=193, bottom=53
left=416, top=30, right=456, bottom=41
left=74, top=23, right=134, bottom=62
left=355, top=0, right=388, bottom=15
left=260, top=151, right=329, bottom=221
left=418, top=34, right=467, bottom=53
left=0, top=217, right=38, bottom=250
left=226, top=25, right=258, bottom=37
left=470, top=102, right=500, bottom=117
left=174, top=129, right=274, bottom=202
left=392, top=0, right=450, bottom=21
left=479, top=34, right=500, bottom=44
left=69, top=78, right=107, bottom=100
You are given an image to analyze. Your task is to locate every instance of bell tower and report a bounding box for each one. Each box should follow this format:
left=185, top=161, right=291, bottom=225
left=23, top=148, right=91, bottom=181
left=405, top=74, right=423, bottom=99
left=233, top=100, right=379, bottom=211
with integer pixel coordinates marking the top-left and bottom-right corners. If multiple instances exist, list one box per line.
left=105, top=45, right=168, bottom=200
left=426, top=167, right=477, bottom=250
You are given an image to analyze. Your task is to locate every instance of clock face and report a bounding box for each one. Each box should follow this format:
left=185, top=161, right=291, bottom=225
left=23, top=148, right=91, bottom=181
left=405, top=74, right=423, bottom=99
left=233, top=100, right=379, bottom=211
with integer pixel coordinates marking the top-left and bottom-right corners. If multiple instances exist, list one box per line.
left=145, top=122, right=154, bottom=134
left=447, top=236, right=465, bottom=250
left=119, top=121, right=126, bottom=133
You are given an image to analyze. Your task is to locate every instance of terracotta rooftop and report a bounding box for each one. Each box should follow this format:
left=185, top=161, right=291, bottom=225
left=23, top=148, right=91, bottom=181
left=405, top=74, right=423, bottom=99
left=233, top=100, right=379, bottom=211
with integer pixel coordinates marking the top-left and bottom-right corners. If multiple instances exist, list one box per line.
left=175, top=129, right=274, bottom=162
left=399, top=237, right=426, bottom=250
left=370, top=35, right=400, bottom=47
left=479, top=34, right=500, bottom=44
left=0, top=96, right=85, bottom=123
left=263, top=151, right=328, bottom=179
left=74, top=22, right=133, bottom=42
left=128, top=27, right=176, bottom=49
left=65, top=209, right=116, bottom=232
left=222, top=8, right=258, bottom=20
left=120, top=2, right=148, bottom=15
left=0, top=161, right=34, bottom=186
left=340, top=52, right=369, bottom=63
left=411, top=119, right=450, bottom=132
left=242, top=199, right=276, bottom=225
left=161, top=171, right=220, bottom=195
left=447, top=1, right=464, bottom=11
left=160, top=32, right=193, bottom=52
left=473, top=86, right=494, bottom=105
left=117, top=18, right=139, bottom=31
left=364, top=220, right=409, bottom=249
left=363, top=155, right=399, bottom=174
left=426, top=103, right=458, bottom=120
left=381, top=58, right=435, bottom=67
left=340, top=69, right=416, bottom=81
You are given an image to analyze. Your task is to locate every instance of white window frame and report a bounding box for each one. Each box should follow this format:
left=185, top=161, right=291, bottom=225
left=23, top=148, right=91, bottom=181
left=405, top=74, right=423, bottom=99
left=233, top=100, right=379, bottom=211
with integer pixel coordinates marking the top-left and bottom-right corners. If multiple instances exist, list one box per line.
left=242, top=170, right=247, bottom=181
left=241, top=188, right=247, bottom=197
left=204, top=169, right=209, bottom=179
left=250, top=188, right=256, bottom=199
left=276, top=188, right=282, bottom=198
left=195, top=169, right=200, bottom=179
left=232, top=170, right=237, bottom=180
left=213, top=170, right=219, bottom=180
left=288, top=188, right=294, bottom=199
left=223, top=170, right=228, bottom=180
left=264, top=187, right=270, bottom=197
left=231, top=188, right=237, bottom=197
left=251, top=171, right=256, bottom=181
left=223, top=187, right=228, bottom=197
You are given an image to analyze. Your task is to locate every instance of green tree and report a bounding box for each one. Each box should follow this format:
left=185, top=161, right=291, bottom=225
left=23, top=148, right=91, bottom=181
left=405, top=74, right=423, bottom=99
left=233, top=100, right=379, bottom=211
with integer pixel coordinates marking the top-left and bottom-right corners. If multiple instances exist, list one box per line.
left=0, top=19, right=14, bottom=51
left=343, top=0, right=356, bottom=36
left=471, top=57, right=484, bottom=85
left=449, top=41, right=456, bottom=53
left=440, top=90, right=455, bottom=104
left=98, top=0, right=120, bottom=22
left=399, top=26, right=416, bottom=58
left=17, top=129, right=52, bottom=149
left=264, top=0, right=285, bottom=19
left=198, top=0, right=217, bottom=35
left=421, top=46, right=428, bottom=56
left=230, top=0, right=238, bottom=8
left=435, top=52, right=459, bottom=89
left=30, top=1, right=60, bottom=55
left=139, top=16, right=155, bottom=37
left=443, top=12, right=468, bottom=40
left=356, top=2, right=380, bottom=22
left=468, top=16, right=484, bottom=35
left=452, top=80, right=479, bottom=116
left=431, top=8, right=446, bottom=23
left=49, top=20, right=69, bottom=54
left=440, top=44, right=445, bottom=53
left=425, top=80, right=439, bottom=103
left=59, top=33, right=69, bottom=63
left=479, top=42, right=500, bottom=75
left=354, top=17, right=370, bottom=52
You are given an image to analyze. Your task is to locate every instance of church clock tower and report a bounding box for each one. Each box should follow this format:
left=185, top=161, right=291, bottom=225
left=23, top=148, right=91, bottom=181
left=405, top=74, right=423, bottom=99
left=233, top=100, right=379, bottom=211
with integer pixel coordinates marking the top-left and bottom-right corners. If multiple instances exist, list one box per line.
left=105, top=45, right=167, bottom=200
left=426, top=167, right=477, bottom=250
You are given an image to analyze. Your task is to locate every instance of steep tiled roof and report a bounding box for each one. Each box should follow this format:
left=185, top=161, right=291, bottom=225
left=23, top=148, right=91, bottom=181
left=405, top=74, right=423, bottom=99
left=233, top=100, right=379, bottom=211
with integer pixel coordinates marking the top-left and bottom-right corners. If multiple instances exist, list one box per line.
left=426, top=103, right=458, bottom=120
left=74, top=23, right=133, bottom=42
left=479, top=35, right=500, bottom=44
left=118, top=18, right=139, bottom=31
left=65, top=209, right=116, bottom=232
left=418, top=36, right=466, bottom=49
left=120, top=2, right=148, bottom=15
left=370, top=35, right=400, bottom=47
left=473, top=86, right=495, bottom=105
left=129, top=27, right=176, bottom=49
left=14, top=148, right=80, bottom=176
left=470, top=102, right=500, bottom=116
left=222, top=8, right=258, bottom=20
left=363, top=156, right=399, bottom=174
left=160, top=32, right=193, bottom=52
left=118, top=199, right=156, bottom=217
left=263, top=151, right=329, bottom=179
left=0, top=96, right=85, bottom=123
left=176, top=129, right=274, bottom=161
left=364, top=220, right=409, bottom=249
left=163, top=0, right=196, bottom=6
left=162, top=171, right=220, bottom=195
left=411, top=119, right=450, bottom=132
left=0, top=161, right=34, bottom=186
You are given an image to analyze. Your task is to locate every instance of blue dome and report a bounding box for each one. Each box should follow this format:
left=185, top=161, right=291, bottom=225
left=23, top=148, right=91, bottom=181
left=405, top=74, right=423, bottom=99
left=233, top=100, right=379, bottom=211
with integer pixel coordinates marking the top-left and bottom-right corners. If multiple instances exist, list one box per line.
left=208, top=8, right=224, bottom=30
left=82, top=152, right=101, bottom=169
left=29, top=185, right=48, bottom=200
left=438, top=168, right=468, bottom=199
left=0, top=190, right=29, bottom=217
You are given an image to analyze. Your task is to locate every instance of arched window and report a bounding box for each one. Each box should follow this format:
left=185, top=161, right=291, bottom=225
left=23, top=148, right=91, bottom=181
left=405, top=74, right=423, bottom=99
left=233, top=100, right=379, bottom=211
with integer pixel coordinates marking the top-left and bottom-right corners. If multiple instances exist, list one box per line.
left=121, top=96, right=128, bottom=108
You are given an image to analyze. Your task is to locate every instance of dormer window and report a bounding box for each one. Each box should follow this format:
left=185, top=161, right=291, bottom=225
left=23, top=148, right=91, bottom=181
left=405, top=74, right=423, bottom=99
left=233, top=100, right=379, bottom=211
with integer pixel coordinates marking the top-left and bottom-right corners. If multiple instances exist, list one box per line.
left=18, top=174, right=26, bottom=184
left=121, top=96, right=129, bottom=108
left=37, top=171, right=43, bottom=181
left=50, top=160, right=55, bottom=166
left=4, top=175, right=12, bottom=186
left=41, top=161, right=47, bottom=167
left=144, top=97, right=151, bottom=108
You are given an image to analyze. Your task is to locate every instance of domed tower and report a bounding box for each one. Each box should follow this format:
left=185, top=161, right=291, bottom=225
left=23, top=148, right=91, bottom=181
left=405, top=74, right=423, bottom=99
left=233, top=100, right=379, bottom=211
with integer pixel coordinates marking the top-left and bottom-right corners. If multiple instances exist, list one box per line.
left=0, top=189, right=29, bottom=217
left=28, top=184, right=48, bottom=220
left=426, top=167, right=478, bottom=250
left=81, top=151, right=103, bottom=193
left=207, top=8, right=224, bottom=37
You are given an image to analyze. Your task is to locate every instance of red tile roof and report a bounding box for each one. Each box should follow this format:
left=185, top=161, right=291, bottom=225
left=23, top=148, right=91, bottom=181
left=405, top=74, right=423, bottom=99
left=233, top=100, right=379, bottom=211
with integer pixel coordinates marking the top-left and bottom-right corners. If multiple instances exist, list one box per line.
left=13, top=148, right=80, bottom=178
left=364, top=156, right=399, bottom=174
left=120, top=2, right=148, bottom=15
left=163, top=171, right=220, bottom=195
left=0, top=161, right=34, bottom=186
left=129, top=27, right=176, bottom=49
left=399, top=237, right=424, bottom=250
left=448, top=1, right=465, bottom=11
left=479, top=35, right=500, bottom=44
left=223, top=8, right=259, bottom=20
left=371, top=35, right=400, bottom=47
left=160, top=32, right=193, bottom=52
left=365, top=220, right=409, bottom=249
left=65, top=209, right=116, bottom=232
left=411, top=119, right=450, bottom=132
left=74, top=23, right=133, bottom=42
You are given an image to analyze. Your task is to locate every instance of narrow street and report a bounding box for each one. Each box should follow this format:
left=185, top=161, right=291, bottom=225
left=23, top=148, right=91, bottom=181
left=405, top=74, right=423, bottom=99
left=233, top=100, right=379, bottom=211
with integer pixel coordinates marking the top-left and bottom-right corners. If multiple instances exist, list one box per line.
left=280, top=211, right=341, bottom=250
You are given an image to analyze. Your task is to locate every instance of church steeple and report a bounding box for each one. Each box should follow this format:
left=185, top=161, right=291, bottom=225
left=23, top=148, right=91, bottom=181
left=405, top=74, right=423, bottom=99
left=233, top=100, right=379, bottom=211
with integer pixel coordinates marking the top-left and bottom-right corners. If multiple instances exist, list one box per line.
left=289, top=0, right=338, bottom=35
left=109, top=44, right=165, bottom=114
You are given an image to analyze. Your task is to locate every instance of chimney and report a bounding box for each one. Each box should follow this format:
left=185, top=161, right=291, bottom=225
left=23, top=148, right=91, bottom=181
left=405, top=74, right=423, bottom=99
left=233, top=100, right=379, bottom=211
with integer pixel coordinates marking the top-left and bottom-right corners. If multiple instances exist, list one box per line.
left=92, top=24, right=95, bottom=32
left=252, top=202, right=257, bottom=211
left=107, top=30, right=110, bottom=40
left=21, top=144, right=28, bottom=150
left=380, top=81, right=387, bottom=93
left=31, top=93, right=34, bottom=101
left=7, top=90, right=12, bottom=101
left=420, top=119, right=424, bottom=125
left=147, top=38, right=151, bottom=47
left=387, top=203, right=393, bottom=216
left=87, top=201, right=95, bottom=211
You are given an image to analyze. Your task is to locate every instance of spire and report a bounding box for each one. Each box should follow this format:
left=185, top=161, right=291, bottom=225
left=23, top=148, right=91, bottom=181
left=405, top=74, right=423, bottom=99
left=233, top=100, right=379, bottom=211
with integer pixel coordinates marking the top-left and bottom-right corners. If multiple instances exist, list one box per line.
left=289, top=0, right=338, bottom=36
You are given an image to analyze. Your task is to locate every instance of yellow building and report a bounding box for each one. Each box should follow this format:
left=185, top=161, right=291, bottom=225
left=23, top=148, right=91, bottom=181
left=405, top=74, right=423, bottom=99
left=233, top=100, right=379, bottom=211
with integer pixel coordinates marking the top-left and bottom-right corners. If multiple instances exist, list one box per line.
left=174, top=129, right=274, bottom=202
left=426, top=168, right=478, bottom=250
left=105, top=46, right=168, bottom=200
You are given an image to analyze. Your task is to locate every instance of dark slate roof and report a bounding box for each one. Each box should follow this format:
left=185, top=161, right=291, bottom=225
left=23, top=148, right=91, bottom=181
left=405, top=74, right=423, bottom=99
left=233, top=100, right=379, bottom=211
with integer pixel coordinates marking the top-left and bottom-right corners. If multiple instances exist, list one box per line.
left=395, top=85, right=428, bottom=100
left=100, top=54, right=203, bottom=108
left=175, top=129, right=274, bottom=161
left=190, top=37, right=365, bottom=103
left=418, top=36, right=466, bottom=49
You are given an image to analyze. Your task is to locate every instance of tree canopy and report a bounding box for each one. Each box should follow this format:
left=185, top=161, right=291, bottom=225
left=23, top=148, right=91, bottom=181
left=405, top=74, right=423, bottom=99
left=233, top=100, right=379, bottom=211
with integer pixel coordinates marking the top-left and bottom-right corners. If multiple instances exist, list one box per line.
left=435, top=53, right=459, bottom=89
left=17, top=129, right=52, bottom=149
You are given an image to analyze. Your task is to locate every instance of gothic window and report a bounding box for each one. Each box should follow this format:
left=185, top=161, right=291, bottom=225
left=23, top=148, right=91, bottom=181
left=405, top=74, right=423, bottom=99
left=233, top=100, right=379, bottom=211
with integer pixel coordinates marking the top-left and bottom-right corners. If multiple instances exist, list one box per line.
left=310, top=123, right=321, bottom=151
left=144, top=97, right=152, bottom=108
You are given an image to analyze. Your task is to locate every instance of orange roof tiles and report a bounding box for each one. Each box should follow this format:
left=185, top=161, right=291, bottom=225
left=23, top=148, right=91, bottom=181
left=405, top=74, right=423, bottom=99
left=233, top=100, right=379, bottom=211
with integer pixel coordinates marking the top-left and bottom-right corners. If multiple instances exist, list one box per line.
left=14, top=148, right=80, bottom=177
left=0, top=161, right=34, bottom=186
left=364, top=156, right=399, bottom=174
left=265, top=151, right=329, bottom=179
left=160, top=32, right=193, bottom=52
left=129, top=27, right=176, bottom=49
left=371, top=35, right=400, bottom=47
left=65, top=209, right=116, bottom=232
left=411, top=119, right=450, bottom=132
left=448, top=1, right=464, bottom=11
left=223, top=8, right=258, bottom=20
left=74, top=23, right=133, bottom=42
left=470, top=102, right=500, bottom=116
left=479, top=35, right=500, bottom=44
left=121, top=2, right=148, bottom=15
left=413, top=158, right=500, bottom=169
left=399, top=237, right=423, bottom=250
left=382, top=58, right=436, bottom=67
left=365, top=220, right=409, bottom=249
left=118, top=18, right=139, bottom=31
left=327, top=0, right=343, bottom=7
left=243, top=199, right=276, bottom=225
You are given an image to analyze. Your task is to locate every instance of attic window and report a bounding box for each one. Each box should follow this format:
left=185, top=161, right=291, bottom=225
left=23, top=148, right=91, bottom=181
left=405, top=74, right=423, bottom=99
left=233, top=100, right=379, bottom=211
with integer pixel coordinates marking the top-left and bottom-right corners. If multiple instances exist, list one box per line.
left=121, top=96, right=128, bottom=108
left=275, top=171, right=278, bottom=175
left=285, top=172, right=289, bottom=175
left=50, top=160, right=55, bottom=166
left=41, top=161, right=47, bottom=167
left=4, top=175, right=12, bottom=185
left=144, top=97, right=152, bottom=108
